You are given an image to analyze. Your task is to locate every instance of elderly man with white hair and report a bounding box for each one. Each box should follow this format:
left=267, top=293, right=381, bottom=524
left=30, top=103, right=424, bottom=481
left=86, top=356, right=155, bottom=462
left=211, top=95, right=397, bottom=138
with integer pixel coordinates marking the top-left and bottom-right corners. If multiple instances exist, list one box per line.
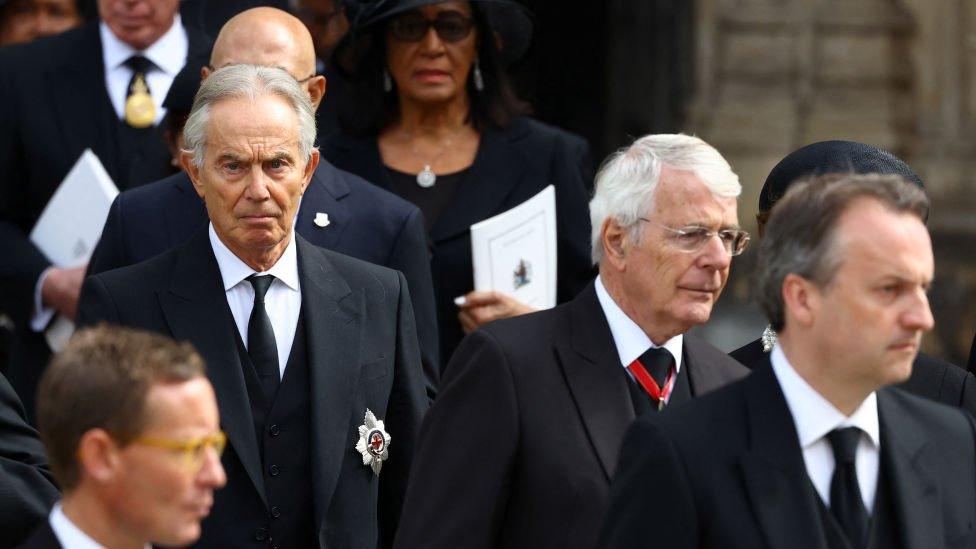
left=77, top=64, right=427, bottom=549
left=394, top=134, right=749, bottom=549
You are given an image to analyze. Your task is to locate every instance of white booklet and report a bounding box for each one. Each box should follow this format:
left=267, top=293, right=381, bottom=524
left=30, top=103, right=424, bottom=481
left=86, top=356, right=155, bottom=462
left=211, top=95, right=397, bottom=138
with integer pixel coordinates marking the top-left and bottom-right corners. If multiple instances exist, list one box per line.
left=470, top=185, right=557, bottom=309
left=30, top=149, right=119, bottom=350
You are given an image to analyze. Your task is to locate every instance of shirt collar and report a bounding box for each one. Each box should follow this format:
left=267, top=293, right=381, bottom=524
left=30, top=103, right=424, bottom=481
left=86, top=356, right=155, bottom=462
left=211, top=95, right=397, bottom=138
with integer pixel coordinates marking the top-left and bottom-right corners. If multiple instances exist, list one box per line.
left=594, top=275, right=683, bottom=372
left=100, top=14, right=187, bottom=75
left=50, top=502, right=152, bottom=549
left=208, top=224, right=301, bottom=292
left=770, top=345, right=880, bottom=450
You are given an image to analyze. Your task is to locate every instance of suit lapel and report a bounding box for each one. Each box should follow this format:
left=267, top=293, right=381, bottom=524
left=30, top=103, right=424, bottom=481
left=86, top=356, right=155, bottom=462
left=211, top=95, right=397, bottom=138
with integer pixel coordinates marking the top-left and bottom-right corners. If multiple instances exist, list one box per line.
left=294, top=237, right=363, bottom=529
left=877, top=390, right=942, bottom=549
left=294, top=162, right=350, bottom=251
left=430, top=125, right=527, bottom=242
left=684, top=333, right=746, bottom=395
left=157, top=229, right=267, bottom=507
left=556, top=283, right=635, bottom=480
left=739, top=360, right=827, bottom=549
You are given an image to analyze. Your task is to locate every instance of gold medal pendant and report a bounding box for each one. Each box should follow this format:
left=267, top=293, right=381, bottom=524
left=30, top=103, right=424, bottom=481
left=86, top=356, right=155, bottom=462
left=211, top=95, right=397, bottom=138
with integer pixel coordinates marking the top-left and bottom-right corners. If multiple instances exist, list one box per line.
left=124, top=74, right=156, bottom=128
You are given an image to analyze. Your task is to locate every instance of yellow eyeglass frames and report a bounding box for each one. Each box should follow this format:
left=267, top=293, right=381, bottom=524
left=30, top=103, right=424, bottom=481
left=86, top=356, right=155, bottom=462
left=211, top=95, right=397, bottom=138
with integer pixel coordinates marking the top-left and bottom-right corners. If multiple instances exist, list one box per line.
left=133, top=431, right=227, bottom=473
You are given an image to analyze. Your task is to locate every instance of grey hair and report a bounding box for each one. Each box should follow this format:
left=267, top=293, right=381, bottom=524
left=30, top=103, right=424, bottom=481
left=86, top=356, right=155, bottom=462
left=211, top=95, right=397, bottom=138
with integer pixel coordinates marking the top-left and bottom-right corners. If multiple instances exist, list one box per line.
left=756, top=173, right=930, bottom=331
left=589, top=133, right=741, bottom=264
left=182, top=64, right=317, bottom=168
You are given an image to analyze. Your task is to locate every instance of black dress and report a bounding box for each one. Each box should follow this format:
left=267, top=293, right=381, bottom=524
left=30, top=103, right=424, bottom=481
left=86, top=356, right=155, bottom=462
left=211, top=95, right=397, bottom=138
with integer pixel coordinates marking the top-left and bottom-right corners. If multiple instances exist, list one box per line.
left=323, top=117, right=596, bottom=370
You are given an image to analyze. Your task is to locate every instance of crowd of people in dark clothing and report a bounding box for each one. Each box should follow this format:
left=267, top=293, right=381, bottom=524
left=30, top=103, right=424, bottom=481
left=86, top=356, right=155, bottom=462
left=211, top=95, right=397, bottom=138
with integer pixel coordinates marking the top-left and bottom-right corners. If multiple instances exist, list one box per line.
left=1, top=1, right=975, bottom=548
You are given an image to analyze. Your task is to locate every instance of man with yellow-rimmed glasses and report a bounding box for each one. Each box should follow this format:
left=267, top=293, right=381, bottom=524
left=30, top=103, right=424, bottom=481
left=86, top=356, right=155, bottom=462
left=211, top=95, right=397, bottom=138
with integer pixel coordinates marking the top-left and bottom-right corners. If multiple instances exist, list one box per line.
left=17, top=325, right=226, bottom=549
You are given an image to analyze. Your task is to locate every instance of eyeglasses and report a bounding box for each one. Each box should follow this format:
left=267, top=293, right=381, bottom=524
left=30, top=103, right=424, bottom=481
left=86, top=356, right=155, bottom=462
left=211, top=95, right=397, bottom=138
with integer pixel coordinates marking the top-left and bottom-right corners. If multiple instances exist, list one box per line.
left=388, top=11, right=474, bottom=43
left=639, top=218, right=751, bottom=256
left=133, top=431, right=227, bottom=473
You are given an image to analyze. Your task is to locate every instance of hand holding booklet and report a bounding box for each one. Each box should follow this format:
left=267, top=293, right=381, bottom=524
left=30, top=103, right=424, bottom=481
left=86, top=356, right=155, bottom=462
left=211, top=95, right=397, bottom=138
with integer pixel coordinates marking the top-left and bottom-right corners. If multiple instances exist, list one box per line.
left=470, top=185, right=557, bottom=309
left=29, top=149, right=119, bottom=350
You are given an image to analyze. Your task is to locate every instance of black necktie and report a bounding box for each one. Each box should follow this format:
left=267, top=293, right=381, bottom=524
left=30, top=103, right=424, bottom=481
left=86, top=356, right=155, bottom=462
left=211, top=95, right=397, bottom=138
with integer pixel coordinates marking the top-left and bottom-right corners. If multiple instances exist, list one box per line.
left=638, top=347, right=674, bottom=388
left=247, top=275, right=280, bottom=397
left=827, top=427, right=869, bottom=548
left=124, top=55, right=154, bottom=96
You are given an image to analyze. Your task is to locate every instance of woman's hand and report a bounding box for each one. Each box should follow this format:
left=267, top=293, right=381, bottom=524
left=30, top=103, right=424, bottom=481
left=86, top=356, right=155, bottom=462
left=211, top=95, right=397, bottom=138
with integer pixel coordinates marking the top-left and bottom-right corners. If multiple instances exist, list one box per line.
left=457, top=291, right=537, bottom=333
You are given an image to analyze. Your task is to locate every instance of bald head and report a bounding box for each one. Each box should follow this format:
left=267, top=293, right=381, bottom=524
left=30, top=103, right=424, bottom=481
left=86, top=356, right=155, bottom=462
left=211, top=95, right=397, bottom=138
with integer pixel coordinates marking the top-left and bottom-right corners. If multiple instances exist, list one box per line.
left=207, top=7, right=324, bottom=109
left=212, top=7, right=316, bottom=75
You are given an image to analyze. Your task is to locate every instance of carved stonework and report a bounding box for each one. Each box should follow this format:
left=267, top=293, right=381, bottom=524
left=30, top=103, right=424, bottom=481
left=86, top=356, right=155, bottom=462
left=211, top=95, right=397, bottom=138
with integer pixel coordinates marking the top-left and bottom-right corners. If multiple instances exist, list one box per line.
left=689, top=0, right=976, bottom=362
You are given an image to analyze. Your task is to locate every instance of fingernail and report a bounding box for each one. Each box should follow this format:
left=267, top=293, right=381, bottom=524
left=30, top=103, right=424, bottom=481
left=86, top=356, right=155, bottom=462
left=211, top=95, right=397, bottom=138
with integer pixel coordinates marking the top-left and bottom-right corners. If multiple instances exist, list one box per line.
left=454, top=296, right=467, bottom=306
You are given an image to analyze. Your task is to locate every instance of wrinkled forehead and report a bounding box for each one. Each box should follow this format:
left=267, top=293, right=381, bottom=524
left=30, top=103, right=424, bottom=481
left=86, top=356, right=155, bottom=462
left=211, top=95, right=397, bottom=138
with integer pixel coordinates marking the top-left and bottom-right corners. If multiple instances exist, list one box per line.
left=651, top=168, right=739, bottom=226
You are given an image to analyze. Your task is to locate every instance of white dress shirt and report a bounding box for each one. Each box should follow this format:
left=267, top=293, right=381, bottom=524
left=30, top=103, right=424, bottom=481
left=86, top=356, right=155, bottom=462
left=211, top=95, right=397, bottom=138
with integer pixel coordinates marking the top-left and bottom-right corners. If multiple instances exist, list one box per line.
left=49, top=502, right=151, bottom=549
left=594, top=276, right=683, bottom=402
left=209, top=224, right=302, bottom=378
left=100, top=14, right=187, bottom=123
left=770, top=345, right=881, bottom=512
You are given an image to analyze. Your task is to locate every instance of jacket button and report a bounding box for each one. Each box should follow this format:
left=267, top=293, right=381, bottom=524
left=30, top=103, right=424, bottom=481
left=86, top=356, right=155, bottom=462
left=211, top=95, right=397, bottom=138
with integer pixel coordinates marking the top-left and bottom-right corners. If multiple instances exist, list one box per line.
left=270, top=506, right=281, bottom=518
left=254, top=527, right=268, bottom=541
left=269, top=464, right=280, bottom=477
left=269, top=424, right=280, bottom=437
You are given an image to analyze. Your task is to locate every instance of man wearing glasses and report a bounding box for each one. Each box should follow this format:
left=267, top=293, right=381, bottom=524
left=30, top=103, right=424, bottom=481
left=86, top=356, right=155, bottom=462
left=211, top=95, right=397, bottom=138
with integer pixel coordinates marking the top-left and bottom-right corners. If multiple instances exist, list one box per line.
left=19, top=325, right=226, bottom=548
left=394, top=134, right=749, bottom=549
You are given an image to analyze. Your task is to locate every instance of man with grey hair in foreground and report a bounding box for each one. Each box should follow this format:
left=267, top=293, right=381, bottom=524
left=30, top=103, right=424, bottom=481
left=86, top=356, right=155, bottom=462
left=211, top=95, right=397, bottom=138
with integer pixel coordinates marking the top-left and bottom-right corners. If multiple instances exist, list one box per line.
left=394, top=134, right=748, bottom=549
left=77, top=64, right=427, bottom=548
left=601, top=173, right=976, bottom=549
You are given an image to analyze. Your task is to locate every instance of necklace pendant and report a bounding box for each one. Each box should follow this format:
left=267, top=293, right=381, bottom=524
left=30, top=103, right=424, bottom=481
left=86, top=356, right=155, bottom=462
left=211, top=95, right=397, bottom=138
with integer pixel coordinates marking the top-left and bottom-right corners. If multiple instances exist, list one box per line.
left=416, top=165, right=436, bottom=188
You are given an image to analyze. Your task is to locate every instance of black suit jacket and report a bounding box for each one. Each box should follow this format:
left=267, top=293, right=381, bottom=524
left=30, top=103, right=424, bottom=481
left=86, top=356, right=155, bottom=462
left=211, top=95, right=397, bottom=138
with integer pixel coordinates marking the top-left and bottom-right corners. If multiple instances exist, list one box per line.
left=87, top=162, right=440, bottom=397
left=731, top=337, right=976, bottom=417
left=77, top=229, right=428, bottom=548
left=0, top=21, right=211, bottom=325
left=322, top=117, right=595, bottom=369
left=393, top=283, right=748, bottom=549
left=600, top=359, right=976, bottom=549
left=0, top=372, right=58, bottom=547
left=15, top=521, right=60, bottom=549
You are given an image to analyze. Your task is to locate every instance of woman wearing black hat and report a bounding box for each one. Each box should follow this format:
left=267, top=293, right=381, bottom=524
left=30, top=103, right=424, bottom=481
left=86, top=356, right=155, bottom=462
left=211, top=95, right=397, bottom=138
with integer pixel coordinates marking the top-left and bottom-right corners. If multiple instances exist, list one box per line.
left=323, top=0, right=594, bottom=370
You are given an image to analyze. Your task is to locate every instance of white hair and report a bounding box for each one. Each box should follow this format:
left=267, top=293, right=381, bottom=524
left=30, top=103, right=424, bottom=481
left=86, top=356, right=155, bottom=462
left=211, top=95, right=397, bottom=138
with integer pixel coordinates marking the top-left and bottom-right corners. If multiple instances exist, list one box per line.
left=588, top=133, right=741, bottom=264
left=182, top=64, right=317, bottom=168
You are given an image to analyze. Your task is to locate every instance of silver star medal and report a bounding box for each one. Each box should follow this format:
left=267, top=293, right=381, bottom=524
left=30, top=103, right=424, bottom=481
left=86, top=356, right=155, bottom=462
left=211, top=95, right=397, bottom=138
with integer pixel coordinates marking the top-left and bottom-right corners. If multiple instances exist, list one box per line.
left=356, top=409, right=391, bottom=475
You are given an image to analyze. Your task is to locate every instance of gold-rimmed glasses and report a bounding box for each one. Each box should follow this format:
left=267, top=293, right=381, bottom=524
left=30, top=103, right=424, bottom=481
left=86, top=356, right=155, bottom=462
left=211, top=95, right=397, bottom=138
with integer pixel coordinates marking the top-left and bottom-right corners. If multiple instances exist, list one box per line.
left=133, top=431, right=227, bottom=473
left=638, top=218, right=750, bottom=256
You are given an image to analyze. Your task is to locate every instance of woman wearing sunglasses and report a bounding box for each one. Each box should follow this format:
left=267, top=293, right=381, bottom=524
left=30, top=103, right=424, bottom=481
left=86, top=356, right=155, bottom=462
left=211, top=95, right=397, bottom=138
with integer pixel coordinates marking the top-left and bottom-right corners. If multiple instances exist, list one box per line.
left=324, top=0, right=594, bottom=372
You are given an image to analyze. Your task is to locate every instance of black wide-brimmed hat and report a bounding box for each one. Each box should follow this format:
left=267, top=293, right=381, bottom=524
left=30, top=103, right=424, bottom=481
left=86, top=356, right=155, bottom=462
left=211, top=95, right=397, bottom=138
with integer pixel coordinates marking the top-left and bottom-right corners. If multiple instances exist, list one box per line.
left=759, top=140, right=924, bottom=214
left=340, top=0, right=533, bottom=64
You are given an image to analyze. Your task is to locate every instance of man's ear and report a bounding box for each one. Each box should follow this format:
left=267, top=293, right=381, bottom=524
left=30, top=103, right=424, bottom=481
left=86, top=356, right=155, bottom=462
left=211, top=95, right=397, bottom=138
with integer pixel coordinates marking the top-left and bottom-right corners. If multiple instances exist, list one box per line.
left=181, top=151, right=206, bottom=199
left=307, top=76, right=327, bottom=111
left=76, top=429, right=122, bottom=484
left=782, top=273, right=819, bottom=328
left=301, top=149, right=320, bottom=194
left=200, top=65, right=211, bottom=81
left=601, top=218, right=629, bottom=271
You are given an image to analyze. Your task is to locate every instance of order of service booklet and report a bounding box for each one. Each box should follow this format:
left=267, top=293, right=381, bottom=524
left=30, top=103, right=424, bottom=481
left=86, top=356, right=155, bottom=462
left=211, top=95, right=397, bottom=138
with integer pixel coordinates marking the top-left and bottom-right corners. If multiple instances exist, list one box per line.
left=470, top=185, right=557, bottom=309
left=30, top=149, right=119, bottom=351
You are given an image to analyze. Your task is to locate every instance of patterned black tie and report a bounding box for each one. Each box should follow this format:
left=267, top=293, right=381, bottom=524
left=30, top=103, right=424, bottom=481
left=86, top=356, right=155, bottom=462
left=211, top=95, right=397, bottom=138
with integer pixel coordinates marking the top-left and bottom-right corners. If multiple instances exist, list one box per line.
left=123, top=55, right=156, bottom=127
left=827, top=427, right=869, bottom=548
left=247, top=275, right=280, bottom=396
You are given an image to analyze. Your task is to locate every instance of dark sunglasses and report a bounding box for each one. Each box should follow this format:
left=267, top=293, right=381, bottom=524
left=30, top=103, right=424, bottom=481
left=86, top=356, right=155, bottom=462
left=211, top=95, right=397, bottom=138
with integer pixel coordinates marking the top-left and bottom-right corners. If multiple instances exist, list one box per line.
left=388, top=11, right=474, bottom=43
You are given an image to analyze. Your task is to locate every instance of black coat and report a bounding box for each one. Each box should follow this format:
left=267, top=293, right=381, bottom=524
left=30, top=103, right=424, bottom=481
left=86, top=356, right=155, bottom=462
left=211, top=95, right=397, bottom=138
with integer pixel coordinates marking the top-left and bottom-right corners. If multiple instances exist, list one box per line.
left=0, top=372, right=57, bottom=547
left=0, top=21, right=211, bottom=325
left=0, top=21, right=211, bottom=420
left=15, top=521, right=60, bottom=549
left=322, top=117, right=595, bottom=369
left=600, top=359, right=976, bottom=549
left=77, top=229, right=428, bottom=548
left=393, top=283, right=748, bottom=549
left=86, top=161, right=440, bottom=398
left=730, top=337, right=976, bottom=417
